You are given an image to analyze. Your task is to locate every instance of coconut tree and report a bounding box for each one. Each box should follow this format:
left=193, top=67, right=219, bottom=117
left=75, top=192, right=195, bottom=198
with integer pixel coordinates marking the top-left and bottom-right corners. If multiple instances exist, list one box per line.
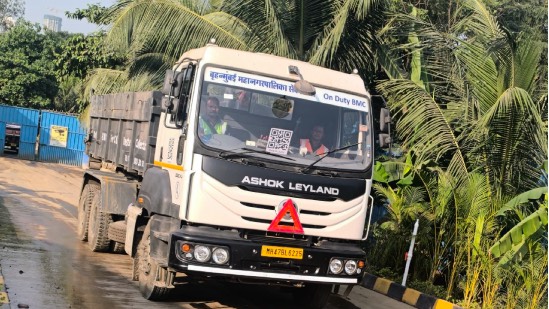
left=373, top=0, right=547, bottom=302
left=84, top=0, right=390, bottom=94
left=377, top=0, right=546, bottom=197
left=81, top=0, right=248, bottom=95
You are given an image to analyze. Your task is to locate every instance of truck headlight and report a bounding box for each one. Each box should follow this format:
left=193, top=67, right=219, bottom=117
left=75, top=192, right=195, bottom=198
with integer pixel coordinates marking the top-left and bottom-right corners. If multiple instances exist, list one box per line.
left=344, top=260, right=358, bottom=275
left=212, top=247, right=229, bottom=264
left=329, top=258, right=343, bottom=274
left=194, top=245, right=211, bottom=262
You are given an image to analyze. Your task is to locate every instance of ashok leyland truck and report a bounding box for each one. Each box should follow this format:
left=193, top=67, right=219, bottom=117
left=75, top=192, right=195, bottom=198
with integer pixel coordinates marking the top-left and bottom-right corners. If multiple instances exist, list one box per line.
left=78, top=40, right=389, bottom=308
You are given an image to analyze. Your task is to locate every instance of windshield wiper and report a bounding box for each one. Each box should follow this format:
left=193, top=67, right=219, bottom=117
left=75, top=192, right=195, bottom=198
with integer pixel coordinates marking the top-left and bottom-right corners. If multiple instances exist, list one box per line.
left=219, top=148, right=295, bottom=161
left=299, top=142, right=361, bottom=174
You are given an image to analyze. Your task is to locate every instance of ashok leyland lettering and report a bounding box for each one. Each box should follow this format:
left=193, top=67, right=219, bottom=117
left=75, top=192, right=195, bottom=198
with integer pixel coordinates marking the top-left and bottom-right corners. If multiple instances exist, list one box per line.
left=77, top=41, right=391, bottom=309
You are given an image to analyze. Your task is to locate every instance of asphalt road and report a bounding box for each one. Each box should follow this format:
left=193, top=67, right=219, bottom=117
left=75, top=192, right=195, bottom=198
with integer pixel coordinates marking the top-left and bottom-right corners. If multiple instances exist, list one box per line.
left=0, top=156, right=412, bottom=309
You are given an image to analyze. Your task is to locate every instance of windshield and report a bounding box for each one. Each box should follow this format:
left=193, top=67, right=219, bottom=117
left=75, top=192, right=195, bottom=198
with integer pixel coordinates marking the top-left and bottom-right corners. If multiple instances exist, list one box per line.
left=197, top=67, right=372, bottom=171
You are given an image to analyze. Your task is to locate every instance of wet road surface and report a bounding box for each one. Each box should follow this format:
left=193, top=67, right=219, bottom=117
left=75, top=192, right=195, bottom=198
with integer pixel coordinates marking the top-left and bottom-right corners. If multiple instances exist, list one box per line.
left=0, top=157, right=412, bottom=309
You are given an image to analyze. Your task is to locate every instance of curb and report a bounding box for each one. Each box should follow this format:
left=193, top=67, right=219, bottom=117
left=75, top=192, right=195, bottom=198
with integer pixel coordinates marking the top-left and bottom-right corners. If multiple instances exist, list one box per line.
left=361, top=273, right=461, bottom=309
left=0, top=265, right=10, bottom=309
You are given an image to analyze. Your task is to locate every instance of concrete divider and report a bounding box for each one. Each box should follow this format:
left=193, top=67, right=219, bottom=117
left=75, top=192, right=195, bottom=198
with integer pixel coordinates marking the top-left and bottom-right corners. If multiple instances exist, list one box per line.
left=361, top=273, right=462, bottom=309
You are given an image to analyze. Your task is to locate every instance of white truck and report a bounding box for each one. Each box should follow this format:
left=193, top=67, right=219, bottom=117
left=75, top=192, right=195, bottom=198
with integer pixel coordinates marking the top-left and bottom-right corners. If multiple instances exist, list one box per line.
left=78, top=41, right=389, bottom=308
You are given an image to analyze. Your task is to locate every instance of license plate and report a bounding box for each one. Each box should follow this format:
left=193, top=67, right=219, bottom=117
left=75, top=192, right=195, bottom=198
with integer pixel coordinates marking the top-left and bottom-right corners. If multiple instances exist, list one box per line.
left=261, top=245, right=303, bottom=260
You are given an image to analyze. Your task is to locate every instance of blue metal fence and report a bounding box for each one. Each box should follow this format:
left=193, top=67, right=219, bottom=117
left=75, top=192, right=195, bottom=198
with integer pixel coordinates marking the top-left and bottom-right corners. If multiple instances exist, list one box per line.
left=38, top=111, right=87, bottom=166
left=0, top=105, right=86, bottom=166
left=0, top=122, right=5, bottom=156
left=0, top=105, right=39, bottom=160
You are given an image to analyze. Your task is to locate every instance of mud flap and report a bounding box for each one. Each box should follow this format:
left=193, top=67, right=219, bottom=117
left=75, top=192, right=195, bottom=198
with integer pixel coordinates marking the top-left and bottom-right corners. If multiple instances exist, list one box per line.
left=125, top=204, right=143, bottom=256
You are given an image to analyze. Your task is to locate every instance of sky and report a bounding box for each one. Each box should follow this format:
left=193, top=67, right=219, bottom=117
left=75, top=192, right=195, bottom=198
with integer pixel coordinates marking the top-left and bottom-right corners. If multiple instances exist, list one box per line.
left=24, top=0, right=114, bottom=34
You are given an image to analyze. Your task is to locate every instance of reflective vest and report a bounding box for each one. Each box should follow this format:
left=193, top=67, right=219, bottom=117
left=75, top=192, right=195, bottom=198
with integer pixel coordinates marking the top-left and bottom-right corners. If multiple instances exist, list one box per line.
left=300, top=139, right=329, bottom=155
left=199, top=117, right=227, bottom=135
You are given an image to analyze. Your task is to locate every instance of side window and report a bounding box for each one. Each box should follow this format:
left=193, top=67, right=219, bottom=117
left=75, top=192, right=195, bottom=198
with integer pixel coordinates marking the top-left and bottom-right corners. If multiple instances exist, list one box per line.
left=172, top=63, right=196, bottom=127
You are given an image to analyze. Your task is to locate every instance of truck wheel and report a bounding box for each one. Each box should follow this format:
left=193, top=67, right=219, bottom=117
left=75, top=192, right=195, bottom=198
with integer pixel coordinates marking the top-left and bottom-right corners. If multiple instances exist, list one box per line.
left=77, top=182, right=99, bottom=241
left=136, top=222, right=170, bottom=300
left=88, top=193, right=112, bottom=252
left=292, top=284, right=332, bottom=309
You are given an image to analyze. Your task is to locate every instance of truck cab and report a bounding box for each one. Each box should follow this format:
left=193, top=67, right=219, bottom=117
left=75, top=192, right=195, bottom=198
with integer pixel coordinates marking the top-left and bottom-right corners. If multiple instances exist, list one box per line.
left=81, top=41, right=380, bottom=309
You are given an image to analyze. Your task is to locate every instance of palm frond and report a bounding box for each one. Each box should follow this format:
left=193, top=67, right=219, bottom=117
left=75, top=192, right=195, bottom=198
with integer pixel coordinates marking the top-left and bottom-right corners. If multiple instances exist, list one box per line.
left=221, top=0, right=296, bottom=57
left=475, top=87, right=546, bottom=194
left=106, top=0, right=248, bottom=62
left=513, top=37, right=543, bottom=93
left=127, top=52, right=175, bottom=80
left=455, top=40, right=498, bottom=115
left=377, top=79, right=469, bottom=182
left=454, top=0, right=503, bottom=40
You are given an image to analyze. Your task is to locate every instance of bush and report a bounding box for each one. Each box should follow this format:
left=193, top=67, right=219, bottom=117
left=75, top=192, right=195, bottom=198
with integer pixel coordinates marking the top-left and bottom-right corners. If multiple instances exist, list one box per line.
left=408, top=280, right=447, bottom=300
left=371, top=267, right=400, bottom=282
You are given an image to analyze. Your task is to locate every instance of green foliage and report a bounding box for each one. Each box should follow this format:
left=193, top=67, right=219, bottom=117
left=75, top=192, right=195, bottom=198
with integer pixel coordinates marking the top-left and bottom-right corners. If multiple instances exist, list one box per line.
left=487, top=0, right=548, bottom=36
left=65, top=3, right=112, bottom=25
left=408, top=280, right=447, bottom=300
left=372, top=0, right=547, bottom=305
left=0, top=21, right=62, bottom=108
left=0, top=0, right=24, bottom=31
left=490, top=203, right=548, bottom=259
left=55, top=33, right=125, bottom=79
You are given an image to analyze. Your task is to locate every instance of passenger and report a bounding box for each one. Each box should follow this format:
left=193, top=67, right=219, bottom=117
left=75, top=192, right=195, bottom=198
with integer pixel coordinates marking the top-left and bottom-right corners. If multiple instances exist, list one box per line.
left=299, top=125, right=329, bottom=156
left=235, top=90, right=251, bottom=111
left=198, top=97, right=228, bottom=137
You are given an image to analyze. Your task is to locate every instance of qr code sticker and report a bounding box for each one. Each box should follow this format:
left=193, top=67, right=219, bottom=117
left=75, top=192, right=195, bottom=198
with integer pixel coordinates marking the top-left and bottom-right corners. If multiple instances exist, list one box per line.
left=266, top=128, right=293, bottom=155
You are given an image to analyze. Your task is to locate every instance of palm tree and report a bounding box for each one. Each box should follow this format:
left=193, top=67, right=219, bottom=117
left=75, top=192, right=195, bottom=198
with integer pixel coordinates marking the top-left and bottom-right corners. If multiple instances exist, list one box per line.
left=85, top=0, right=389, bottom=94
left=373, top=0, right=547, bottom=302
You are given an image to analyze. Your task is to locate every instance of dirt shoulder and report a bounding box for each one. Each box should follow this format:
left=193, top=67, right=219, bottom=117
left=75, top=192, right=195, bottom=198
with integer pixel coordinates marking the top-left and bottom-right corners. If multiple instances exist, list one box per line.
left=0, top=157, right=83, bottom=218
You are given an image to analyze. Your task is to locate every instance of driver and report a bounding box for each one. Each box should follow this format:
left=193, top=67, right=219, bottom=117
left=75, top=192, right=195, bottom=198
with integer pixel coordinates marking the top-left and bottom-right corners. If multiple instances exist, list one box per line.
left=198, top=97, right=228, bottom=137
left=299, top=125, right=329, bottom=156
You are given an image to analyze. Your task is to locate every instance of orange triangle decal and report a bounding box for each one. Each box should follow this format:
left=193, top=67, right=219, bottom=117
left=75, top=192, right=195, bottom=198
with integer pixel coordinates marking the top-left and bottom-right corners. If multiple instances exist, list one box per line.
left=267, top=199, right=304, bottom=234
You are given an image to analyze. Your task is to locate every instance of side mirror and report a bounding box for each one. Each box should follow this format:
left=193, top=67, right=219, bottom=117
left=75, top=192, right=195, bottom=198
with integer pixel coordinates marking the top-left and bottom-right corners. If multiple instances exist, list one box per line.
left=162, top=70, right=184, bottom=97
left=380, top=108, right=391, bottom=132
left=379, top=134, right=391, bottom=148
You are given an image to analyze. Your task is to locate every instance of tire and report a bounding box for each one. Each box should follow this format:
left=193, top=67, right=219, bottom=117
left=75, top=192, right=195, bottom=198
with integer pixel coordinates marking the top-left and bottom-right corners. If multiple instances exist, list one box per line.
left=292, top=284, right=333, bottom=309
left=88, top=193, right=112, bottom=252
left=77, top=182, right=99, bottom=241
left=136, top=222, right=171, bottom=300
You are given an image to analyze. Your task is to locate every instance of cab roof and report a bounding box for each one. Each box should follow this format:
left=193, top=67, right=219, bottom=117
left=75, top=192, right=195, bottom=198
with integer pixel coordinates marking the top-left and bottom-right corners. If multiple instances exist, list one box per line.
left=175, top=44, right=369, bottom=97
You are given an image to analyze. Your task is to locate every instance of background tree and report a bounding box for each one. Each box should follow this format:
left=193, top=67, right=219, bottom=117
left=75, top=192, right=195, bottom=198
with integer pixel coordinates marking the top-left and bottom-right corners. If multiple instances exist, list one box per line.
left=0, top=21, right=65, bottom=108
left=83, top=0, right=390, bottom=94
left=0, top=0, right=24, bottom=32
left=369, top=0, right=547, bottom=305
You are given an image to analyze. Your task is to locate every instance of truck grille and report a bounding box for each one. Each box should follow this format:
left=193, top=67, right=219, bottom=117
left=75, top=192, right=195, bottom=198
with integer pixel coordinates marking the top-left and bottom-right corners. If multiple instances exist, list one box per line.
left=241, top=217, right=326, bottom=229
left=240, top=202, right=331, bottom=216
left=243, top=230, right=313, bottom=247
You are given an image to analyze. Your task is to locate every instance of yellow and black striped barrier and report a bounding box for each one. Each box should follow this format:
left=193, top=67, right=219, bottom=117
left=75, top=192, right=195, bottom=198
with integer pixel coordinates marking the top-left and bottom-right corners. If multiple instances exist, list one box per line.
left=0, top=266, right=8, bottom=306
left=362, top=273, right=461, bottom=309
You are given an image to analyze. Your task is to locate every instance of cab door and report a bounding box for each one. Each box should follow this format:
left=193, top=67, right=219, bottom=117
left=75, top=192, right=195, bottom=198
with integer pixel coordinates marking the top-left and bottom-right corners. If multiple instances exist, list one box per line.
left=154, top=62, right=196, bottom=206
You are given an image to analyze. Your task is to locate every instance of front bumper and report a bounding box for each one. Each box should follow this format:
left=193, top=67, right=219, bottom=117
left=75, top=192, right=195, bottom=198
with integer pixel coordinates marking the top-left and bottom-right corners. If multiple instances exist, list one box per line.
left=168, top=226, right=365, bottom=285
